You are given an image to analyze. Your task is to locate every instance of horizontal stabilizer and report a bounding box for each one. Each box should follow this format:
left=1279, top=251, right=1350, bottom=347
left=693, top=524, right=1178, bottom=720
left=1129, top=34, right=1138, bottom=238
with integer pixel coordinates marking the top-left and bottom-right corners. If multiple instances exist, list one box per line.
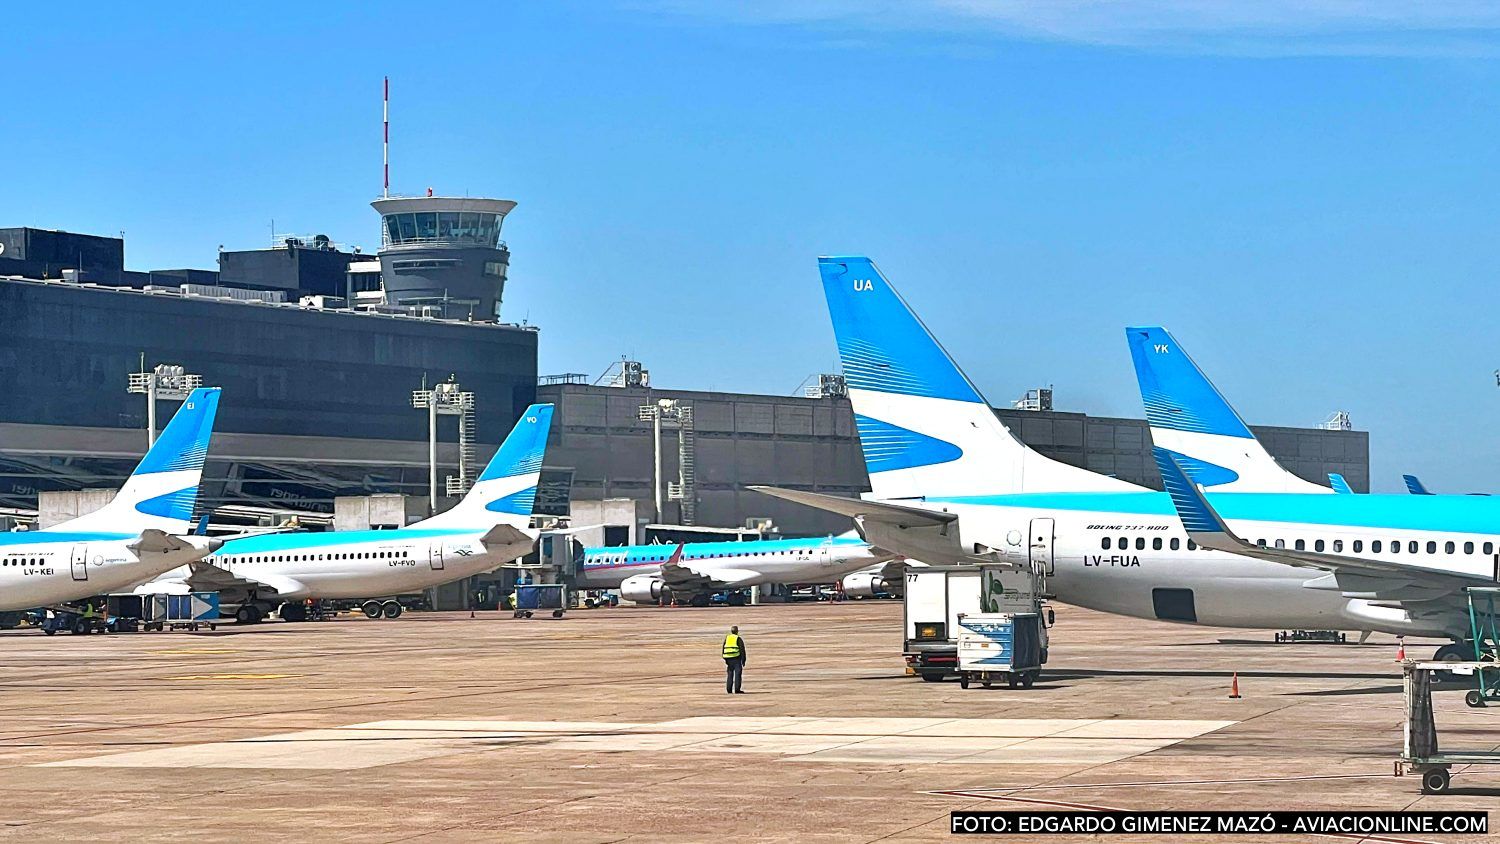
left=129, top=529, right=192, bottom=555
left=747, top=486, right=955, bottom=528
left=481, top=524, right=532, bottom=548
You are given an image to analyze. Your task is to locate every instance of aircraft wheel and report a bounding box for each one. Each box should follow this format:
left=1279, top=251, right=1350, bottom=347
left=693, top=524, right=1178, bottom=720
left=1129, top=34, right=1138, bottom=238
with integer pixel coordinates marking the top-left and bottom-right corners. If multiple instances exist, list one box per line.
left=727, top=592, right=746, bottom=607
left=382, top=601, right=403, bottom=619
left=1466, top=690, right=1487, bottom=708
left=362, top=601, right=382, bottom=619
left=1422, top=768, right=1451, bottom=794
left=689, top=594, right=710, bottom=608
left=43, top=628, right=56, bottom=636
left=280, top=603, right=307, bottom=622
left=1432, top=643, right=1469, bottom=683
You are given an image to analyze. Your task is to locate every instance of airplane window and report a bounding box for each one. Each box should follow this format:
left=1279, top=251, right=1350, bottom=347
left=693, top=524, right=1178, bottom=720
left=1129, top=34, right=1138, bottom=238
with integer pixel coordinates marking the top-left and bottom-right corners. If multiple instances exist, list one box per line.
left=1275, top=539, right=1285, bottom=549
left=1294, top=540, right=1305, bottom=551
left=1426, top=541, right=1437, bottom=554
left=1371, top=540, right=1381, bottom=553
left=1170, top=538, right=1180, bottom=550
left=1314, top=540, right=1324, bottom=552
left=1152, top=537, right=1162, bottom=551
left=1445, top=541, right=1455, bottom=554
left=1101, top=537, right=1111, bottom=550
left=1409, top=541, right=1419, bottom=554
left=1117, top=536, right=1126, bottom=548
left=1486, top=542, right=1495, bottom=555
left=1332, top=540, right=1342, bottom=552
left=1464, top=542, right=1475, bottom=554
left=1391, top=541, right=1399, bottom=554
left=1134, top=537, right=1145, bottom=550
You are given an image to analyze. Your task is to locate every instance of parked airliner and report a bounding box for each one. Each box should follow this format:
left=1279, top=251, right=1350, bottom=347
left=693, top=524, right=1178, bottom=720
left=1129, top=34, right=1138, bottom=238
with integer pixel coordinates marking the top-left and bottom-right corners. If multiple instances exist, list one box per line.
left=1, top=388, right=224, bottom=613
left=1128, top=325, right=1496, bottom=660
left=752, top=256, right=1447, bottom=647
left=141, top=404, right=554, bottom=622
left=576, top=533, right=893, bottom=606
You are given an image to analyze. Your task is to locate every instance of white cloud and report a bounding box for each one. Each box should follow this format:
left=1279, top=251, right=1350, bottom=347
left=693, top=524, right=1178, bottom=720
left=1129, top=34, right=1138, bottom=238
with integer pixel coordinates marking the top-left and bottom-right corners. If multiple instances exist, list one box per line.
left=641, top=1, right=1500, bottom=57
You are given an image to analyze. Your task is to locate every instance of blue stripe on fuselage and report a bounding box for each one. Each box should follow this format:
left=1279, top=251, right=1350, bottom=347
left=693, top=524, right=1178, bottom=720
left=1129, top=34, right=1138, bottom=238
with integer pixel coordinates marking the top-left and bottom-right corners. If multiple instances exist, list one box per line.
left=926, top=492, right=1500, bottom=534
left=0, top=531, right=134, bottom=547
left=216, top=528, right=476, bottom=555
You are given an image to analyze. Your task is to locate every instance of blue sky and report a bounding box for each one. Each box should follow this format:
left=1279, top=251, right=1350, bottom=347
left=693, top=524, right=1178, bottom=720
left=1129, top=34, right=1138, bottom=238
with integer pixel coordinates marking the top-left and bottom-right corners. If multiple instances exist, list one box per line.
left=8, top=2, right=1500, bottom=491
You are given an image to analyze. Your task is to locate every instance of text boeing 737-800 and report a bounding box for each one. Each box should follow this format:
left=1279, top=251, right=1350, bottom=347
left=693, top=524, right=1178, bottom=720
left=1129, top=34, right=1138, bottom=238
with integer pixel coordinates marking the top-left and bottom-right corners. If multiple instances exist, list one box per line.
left=141, top=404, right=554, bottom=622
left=752, top=257, right=1442, bottom=639
left=1, top=388, right=223, bottom=612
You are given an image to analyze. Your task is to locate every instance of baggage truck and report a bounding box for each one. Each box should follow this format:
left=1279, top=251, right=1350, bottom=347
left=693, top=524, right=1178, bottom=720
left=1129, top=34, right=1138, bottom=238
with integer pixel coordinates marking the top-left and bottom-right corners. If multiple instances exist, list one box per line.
left=956, top=611, right=1046, bottom=689
left=903, top=563, right=1049, bottom=682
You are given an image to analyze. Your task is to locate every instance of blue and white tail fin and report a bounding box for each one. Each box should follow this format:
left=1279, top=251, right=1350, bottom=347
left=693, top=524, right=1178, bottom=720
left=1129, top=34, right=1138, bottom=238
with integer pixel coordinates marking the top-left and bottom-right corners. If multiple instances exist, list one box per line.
left=1404, top=474, right=1433, bottom=496
left=1126, top=326, right=1330, bottom=494
left=414, top=403, right=554, bottom=530
left=1328, top=473, right=1354, bottom=494
left=57, top=387, right=223, bottom=534
left=820, top=256, right=1135, bottom=498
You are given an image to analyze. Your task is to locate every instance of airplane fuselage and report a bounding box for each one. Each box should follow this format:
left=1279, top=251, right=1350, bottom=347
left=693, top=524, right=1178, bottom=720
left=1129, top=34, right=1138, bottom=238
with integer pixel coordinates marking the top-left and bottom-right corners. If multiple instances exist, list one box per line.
left=1, top=531, right=209, bottom=611
left=576, top=537, right=888, bottom=590
left=152, top=527, right=533, bottom=602
left=907, top=492, right=1500, bottom=639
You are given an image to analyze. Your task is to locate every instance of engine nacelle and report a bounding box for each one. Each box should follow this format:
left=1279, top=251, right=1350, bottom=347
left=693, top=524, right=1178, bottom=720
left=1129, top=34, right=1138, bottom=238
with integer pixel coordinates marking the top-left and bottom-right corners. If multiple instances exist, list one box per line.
left=840, top=572, right=888, bottom=599
left=620, top=574, right=667, bottom=604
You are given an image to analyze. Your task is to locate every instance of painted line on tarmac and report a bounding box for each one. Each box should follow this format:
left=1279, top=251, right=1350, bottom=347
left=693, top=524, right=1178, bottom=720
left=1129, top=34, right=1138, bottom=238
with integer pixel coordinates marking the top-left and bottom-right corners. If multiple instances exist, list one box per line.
left=160, top=674, right=299, bottom=681
left=943, top=772, right=1395, bottom=791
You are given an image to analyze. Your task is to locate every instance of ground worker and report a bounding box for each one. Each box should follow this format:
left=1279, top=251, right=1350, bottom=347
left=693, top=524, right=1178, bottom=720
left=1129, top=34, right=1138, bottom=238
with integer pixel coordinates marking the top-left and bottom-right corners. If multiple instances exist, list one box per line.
left=722, top=625, right=747, bottom=694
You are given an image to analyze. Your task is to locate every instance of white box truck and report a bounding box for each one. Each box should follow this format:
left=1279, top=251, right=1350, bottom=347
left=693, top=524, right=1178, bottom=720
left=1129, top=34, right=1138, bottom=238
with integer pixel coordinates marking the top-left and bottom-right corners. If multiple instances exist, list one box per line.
left=903, top=563, right=1048, bottom=682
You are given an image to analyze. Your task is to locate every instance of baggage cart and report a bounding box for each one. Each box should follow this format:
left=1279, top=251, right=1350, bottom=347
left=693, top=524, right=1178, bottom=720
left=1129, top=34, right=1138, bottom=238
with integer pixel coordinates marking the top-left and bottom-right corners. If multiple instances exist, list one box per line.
left=1397, top=660, right=1500, bottom=793
left=513, top=584, right=567, bottom=618
left=956, top=611, right=1046, bottom=689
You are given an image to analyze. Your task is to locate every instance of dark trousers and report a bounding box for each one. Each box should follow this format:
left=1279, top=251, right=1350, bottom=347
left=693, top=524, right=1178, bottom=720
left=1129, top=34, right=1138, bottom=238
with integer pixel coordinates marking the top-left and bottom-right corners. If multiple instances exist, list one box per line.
left=724, top=656, right=744, bottom=692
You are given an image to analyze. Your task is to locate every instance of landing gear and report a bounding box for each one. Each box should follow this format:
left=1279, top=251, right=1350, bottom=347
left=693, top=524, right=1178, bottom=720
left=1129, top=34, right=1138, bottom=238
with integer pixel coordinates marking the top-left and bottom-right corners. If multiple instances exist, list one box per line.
left=689, top=593, right=711, bottom=608
left=1434, top=642, right=1470, bottom=663
left=726, top=591, right=747, bottom=607
left=362, top=601, right=382, bottom=619
left=279, top=602, right=308, bottom=622
left=382, top=600, right=403, bottom=619
left=235, top=605, right=263, bottom=624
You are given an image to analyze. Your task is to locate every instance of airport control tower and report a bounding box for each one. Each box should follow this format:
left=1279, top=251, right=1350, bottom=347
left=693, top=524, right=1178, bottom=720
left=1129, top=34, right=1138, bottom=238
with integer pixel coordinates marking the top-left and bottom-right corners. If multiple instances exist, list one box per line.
left=371, top=195, right=516, bottom=321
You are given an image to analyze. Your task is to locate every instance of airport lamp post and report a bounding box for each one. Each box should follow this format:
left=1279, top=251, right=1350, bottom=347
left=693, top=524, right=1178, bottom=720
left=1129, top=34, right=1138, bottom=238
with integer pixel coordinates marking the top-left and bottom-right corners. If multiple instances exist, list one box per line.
left=638, top=399, right=691, bottom=524
left=126, top=363, right=202, bottom=447
left=412, top=379, right=474, bottom=515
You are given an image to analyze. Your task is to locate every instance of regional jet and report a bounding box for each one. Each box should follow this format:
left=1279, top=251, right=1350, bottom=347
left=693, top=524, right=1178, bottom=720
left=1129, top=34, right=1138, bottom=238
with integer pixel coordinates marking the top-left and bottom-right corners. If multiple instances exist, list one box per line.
left=752, top=257, right=1442, bottom=640
left=141, top=403, right=555, bottom=622
left=1128, top=325, right=1496, bottom=661
left=576, top=533, right=893, bottom=606
left=1, top=388, right=224, bottom=612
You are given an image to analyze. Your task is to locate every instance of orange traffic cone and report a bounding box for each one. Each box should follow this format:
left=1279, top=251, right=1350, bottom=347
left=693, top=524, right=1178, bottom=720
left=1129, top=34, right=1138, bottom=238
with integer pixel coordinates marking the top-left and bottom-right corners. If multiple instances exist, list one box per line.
left=1228, top=672, right=1242, bottom=699
left=1395, top=638, right=1406, bottom=662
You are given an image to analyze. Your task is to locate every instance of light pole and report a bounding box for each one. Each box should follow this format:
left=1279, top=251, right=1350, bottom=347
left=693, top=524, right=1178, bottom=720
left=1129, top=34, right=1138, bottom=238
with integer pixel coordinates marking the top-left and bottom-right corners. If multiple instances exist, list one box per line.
left=412, top=377, right=476, bottom=515
left=638, top=398, right=696, bottom=525
left=127, top=362, right=202, bottom=447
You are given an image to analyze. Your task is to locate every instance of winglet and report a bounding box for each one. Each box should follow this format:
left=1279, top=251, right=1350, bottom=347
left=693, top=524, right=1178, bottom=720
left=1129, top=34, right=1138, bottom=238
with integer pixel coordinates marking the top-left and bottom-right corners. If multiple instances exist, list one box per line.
left=1404, top=474, right=1433, bottom=496
left=1152, top=446, right=1235, bottom=540
left=1328, top=473, right=1353, bottom=495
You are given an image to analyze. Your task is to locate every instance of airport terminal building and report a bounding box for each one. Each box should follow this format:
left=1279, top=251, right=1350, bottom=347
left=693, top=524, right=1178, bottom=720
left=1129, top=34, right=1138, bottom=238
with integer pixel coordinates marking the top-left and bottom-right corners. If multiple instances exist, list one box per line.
left=0, top=217, right=1370, bottom=541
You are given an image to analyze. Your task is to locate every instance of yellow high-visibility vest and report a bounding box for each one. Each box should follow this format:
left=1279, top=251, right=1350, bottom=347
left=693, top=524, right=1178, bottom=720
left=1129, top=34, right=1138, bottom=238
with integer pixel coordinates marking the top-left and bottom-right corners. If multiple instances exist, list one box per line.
left=722, top=633, right=742, bottom=658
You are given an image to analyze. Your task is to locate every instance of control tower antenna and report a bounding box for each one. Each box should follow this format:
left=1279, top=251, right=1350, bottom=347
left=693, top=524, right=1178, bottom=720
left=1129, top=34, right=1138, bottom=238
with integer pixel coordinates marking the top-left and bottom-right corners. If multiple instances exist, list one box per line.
left=382, top=76, right=390, bottom=198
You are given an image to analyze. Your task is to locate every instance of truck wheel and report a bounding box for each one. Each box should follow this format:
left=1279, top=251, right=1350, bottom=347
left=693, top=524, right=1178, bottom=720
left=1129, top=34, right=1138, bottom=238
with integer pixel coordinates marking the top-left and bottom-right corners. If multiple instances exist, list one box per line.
left=382, top=601, right=403, bottom=619
left=72, top=620, right=89, bottom=635
left=362, top=601, right=382, bottom=619
left=1021, top=671, right=1037, bottom=688
left=43, top=628, right=56, bottom=636
left=981, top=675, right=992, bottom=689
left=919, top=672, right=945, bottom=683
left=1422, top=768, right=1451, bottom=794
left=1466, top=690, right=1487, bottom=708
left=1006, top=673, right=1018, bottom=689
left=959, top=675, right=970, bottom=689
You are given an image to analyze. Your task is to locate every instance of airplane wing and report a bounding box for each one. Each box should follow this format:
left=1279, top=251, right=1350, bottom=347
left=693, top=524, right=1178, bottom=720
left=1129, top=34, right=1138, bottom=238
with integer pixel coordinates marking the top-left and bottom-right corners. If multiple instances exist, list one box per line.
left=480, top=524, right=532, bottom=548
left=1156, top=449, right=1484, bottom=617
left=129, top=529, right=195, bottom=555
left=1327, top=473, right=1353, bottom=495
left=169, top=561, right=308, bottom=599
left=747, top=486, right=955, bottom=528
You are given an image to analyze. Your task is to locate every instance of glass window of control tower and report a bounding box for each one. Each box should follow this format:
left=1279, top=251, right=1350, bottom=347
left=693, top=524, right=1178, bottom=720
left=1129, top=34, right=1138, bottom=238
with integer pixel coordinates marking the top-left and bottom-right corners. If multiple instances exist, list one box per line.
left=416, top=212, right=438, bottom=239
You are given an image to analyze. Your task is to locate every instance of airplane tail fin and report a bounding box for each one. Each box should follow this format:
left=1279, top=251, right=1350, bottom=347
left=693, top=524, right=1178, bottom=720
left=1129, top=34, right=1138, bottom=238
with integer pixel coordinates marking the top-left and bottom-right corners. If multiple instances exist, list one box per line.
left=414, top=403, right=555, bottom=530
left=1126, top=326, right=1329, bottom=494
left=1403, top=474, right=1433, bottom=495
left=1328, top=473, right=1354, bottom=494
left=60, top=387, right=223, bottom=533
left=818, top=256, right=1132, bottom=498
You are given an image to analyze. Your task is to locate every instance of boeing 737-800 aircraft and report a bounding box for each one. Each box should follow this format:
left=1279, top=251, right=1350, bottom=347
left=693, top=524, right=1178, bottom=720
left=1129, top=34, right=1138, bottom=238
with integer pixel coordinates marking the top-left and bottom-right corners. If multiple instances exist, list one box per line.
left=752, top=256, right=1441, bottom=642
left=1127, top=325, right=1496, bottom=660
left=576, top=533, right=893, bottom=606
left=1, top=387, right=224, bottom=612
left=142, top=404, right=554, bottom=622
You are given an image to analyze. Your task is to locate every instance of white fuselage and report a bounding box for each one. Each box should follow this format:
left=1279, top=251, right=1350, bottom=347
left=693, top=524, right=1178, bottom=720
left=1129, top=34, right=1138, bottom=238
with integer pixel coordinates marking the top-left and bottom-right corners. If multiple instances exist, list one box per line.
left=904, top=499, right=1476, bottom=638
left=576, top=539, right=889, bottom=590
left=148, top=527, right=535, bottom=602
left=1, top=531, right=212, bottom=611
